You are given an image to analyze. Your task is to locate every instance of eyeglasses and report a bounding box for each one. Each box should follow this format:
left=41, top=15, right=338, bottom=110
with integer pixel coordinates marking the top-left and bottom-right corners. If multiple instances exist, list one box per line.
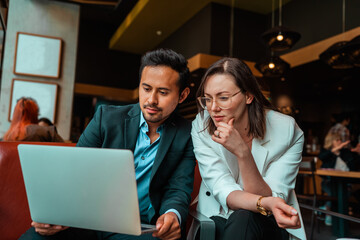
left=197, top=91, right=241, bottom=110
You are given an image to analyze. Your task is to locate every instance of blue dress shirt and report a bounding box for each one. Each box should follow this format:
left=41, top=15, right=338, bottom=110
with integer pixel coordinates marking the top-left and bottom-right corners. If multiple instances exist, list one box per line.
left=134, top=113, right=181, bottom=223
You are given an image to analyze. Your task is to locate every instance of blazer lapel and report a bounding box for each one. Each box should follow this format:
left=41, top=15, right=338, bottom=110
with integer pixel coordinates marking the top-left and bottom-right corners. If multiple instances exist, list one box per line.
left=151, top=119, right=177, bottom=181
left=219, top=145, right=240, bottom=180
left=251, top=136, right=270, bottom=175
left=124, top=104, right=141, bottom=151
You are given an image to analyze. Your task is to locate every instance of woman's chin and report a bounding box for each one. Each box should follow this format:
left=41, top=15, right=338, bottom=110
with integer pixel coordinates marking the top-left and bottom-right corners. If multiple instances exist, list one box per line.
left=212, top=119, right=226, bottom=127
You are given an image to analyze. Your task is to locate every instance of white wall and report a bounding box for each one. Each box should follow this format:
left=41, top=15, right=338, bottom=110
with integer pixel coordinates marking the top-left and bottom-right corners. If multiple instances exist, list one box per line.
left=0, top=0, right=80, bottom=140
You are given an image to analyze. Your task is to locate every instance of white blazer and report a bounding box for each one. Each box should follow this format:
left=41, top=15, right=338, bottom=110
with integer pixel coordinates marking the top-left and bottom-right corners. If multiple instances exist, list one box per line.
left=191, top=110, right=306, bottom=240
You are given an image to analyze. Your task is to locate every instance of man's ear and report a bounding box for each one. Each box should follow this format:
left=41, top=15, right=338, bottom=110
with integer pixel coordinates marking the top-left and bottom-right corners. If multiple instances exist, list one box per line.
left=246, top=92, right=254, bottom=104
left=179, top=87, right=190, bottom=104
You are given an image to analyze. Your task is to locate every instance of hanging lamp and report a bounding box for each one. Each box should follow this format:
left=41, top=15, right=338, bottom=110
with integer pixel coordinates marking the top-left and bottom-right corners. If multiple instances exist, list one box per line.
left=342, top=35, right=360, bottom=67
left=256, top=0, right=290, bottom=77
left=319, top=41, right=353, bottom=69
left=255, top=52, right=290, bottom=78
left=261, top=0, right=301, bottom=51
left=319, top=0, right=353, bottom=69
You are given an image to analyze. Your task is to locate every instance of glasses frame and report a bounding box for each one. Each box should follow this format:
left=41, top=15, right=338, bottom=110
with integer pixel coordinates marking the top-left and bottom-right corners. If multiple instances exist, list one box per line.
left=197, top=90, right=241, bottom=110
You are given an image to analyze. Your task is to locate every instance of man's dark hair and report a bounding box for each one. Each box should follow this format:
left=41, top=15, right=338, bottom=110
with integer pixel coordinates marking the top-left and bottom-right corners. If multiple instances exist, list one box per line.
left=38, top=117, right=53, bottom=126
left=139, top=48, right=190, bottom=93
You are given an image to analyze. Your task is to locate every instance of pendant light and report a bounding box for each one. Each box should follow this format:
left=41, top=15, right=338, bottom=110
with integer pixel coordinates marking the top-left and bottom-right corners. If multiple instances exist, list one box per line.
left=261, top=0, right=301, bottom=51
left=319, top=41, right=353, bottom=69
left=256, top=0, right=290, bottom=77
left=255, top=52, right=290, bottom=78
left=342, top=35, right=360, bottom=67
left=319, top=0, right=353, bottom=69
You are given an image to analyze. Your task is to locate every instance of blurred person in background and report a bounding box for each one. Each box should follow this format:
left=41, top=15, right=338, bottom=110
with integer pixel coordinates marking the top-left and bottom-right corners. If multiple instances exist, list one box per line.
left=328, top=113, right=351, bottom=144
left=38, top=117, right=54, bottom=127
left=328, top=113, right=360, bottom=153
left=2, top=97, right=63, bottom=142
left=318, top=132, right=360, bottom=225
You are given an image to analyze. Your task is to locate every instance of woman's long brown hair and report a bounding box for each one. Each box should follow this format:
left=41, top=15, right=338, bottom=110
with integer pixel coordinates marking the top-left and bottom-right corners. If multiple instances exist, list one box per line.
left=3, top=98, right=39, bottom=141
left=196, top=58, right=274, bottom=139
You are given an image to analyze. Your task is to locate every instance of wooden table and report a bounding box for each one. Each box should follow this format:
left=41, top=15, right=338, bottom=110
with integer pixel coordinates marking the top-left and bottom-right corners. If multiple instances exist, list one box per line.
left=315, top=169, right=360, bottom=237
left=316, top=169, right=360, bottom=179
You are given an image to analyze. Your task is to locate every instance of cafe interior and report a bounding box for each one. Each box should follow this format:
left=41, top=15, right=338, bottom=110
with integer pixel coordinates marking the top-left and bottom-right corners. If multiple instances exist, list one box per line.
left=0, top=0, right=360, bottom=239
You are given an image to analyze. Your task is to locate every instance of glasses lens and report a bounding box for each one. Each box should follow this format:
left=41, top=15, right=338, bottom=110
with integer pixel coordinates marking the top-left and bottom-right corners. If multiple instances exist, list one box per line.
left=198, top=97, right=209, bottom=109
left=198, top=96, right=233, bottom=110
left=217, top=95, right=232, bottom=109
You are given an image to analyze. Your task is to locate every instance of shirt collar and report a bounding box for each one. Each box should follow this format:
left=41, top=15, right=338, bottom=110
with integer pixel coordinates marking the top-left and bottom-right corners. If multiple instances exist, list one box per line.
left=139, top=112, right=163, bottom=134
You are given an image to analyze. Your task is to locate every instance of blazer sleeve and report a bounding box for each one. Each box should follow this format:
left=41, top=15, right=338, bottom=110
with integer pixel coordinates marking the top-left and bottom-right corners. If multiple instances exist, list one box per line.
left=191, top=114, right=241, bottom=214
left=77, top=106, right=104, bottom=147
left=262, top=116, right=304, bottom=201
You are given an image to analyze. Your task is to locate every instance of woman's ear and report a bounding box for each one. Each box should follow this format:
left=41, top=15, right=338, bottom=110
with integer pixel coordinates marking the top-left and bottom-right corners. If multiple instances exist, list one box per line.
left=246, top=92, right=254, bottom=104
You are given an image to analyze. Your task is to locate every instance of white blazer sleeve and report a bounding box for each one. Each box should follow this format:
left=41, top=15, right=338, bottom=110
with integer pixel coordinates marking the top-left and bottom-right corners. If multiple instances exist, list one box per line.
left=191, top=113, right=241, bottom=213
left=262, top=115, right=304, bottom=201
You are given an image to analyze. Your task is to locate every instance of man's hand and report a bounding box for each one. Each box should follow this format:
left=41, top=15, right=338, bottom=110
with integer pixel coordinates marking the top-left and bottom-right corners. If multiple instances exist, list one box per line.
left=32, top=221, right=68, bottom=236
left=152, top=212, right=181, bottom=240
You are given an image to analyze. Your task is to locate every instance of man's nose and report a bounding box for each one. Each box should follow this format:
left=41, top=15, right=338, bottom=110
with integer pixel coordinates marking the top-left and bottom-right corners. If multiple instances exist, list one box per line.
left=148, top=91, right=158, bottom=105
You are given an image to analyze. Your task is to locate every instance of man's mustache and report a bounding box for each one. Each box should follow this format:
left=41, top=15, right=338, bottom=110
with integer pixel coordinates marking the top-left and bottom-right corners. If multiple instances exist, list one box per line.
left=143, top=104, right=162, bottom=111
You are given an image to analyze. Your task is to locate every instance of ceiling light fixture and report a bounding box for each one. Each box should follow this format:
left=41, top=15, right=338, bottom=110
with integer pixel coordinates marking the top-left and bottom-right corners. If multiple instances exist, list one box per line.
left=256, top=0, right=291, bottom=78
left=261, top=0, right=301, bottom=51
left=342, top=35, right=360, bottom=67
left=319, top=41, right=353, bottom=69
left=255, top=53, right=290, bottom=78
left=319, top=0, right=354, bottom=69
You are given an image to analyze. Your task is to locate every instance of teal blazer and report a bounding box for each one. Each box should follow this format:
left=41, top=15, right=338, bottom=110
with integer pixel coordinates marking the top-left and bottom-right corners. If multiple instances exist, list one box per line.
left=77, top=103, right=195, bottom=226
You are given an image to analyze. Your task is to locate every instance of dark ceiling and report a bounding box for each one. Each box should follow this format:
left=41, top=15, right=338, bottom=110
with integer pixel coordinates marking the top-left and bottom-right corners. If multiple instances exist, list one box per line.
left=61, top=0, right=360, bottom=109
left=266, top=59, right=360, bottom=103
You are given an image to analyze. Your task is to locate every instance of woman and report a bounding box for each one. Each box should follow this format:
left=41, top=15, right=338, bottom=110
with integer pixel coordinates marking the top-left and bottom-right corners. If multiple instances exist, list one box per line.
left=191, top=58, right=305, bottom=239
left=318, top=132, right=358, bottom=226
left=3, top=97, right=63, bottom=142
left=319, top=132, right=356, bottom=171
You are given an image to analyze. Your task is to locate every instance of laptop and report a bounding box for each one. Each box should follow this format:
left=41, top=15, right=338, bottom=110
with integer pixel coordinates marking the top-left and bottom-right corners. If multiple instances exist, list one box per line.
left=18, top=144, right=156, bottom=235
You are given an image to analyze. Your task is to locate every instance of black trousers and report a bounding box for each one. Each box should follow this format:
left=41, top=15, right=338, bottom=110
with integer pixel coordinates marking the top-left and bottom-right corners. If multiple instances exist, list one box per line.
left=19, top=227, right=158, bottom=240
left=209, top=209, right=289, bottom=240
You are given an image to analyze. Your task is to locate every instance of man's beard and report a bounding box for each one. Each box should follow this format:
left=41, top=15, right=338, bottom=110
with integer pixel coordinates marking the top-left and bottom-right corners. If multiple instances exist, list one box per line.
left=143, top=104, right=163, bottom=123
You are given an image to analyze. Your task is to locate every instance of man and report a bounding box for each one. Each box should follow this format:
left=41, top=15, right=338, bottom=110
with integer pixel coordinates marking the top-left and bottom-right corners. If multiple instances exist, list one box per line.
left=20, top=49, right=196, bottom=240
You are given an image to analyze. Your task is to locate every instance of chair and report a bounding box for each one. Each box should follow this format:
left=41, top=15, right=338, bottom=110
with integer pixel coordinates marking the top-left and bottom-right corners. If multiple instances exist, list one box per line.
left=297, top=156, right=318, bottom=240
left=297, top=156, right=360, bottom=239
left=186, top=162, right=215, bottom=240
left=0, top=141, right=76, bottom=240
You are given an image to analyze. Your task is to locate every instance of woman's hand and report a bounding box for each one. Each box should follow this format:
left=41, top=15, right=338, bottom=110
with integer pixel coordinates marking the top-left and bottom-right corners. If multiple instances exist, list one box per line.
left=332, top=140, right=350, bottom=153
left=213, top=118, right=272, bottom=196
left=211, top=119, right=249, bottom=158
left=262, top=197, right=301, bottom=229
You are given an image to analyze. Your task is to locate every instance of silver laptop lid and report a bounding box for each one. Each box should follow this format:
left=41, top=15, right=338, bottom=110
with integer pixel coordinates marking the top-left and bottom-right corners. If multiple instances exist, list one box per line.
left=18, top=144, right=142, bottom=235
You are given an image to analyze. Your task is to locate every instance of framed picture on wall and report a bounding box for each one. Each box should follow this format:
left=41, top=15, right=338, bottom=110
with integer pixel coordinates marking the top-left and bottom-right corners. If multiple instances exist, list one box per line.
left=13, top=32, right=62, bottom=78
left=9, top=79, right=58, bottom=123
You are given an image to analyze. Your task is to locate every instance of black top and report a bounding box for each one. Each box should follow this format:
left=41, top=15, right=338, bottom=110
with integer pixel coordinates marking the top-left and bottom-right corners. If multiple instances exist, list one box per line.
left=318, top=147, right=359, bottom=171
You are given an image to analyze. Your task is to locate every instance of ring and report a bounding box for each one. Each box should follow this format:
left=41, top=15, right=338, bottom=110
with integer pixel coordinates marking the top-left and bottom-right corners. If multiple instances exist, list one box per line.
left=216, top=131, right=220, bottom=137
